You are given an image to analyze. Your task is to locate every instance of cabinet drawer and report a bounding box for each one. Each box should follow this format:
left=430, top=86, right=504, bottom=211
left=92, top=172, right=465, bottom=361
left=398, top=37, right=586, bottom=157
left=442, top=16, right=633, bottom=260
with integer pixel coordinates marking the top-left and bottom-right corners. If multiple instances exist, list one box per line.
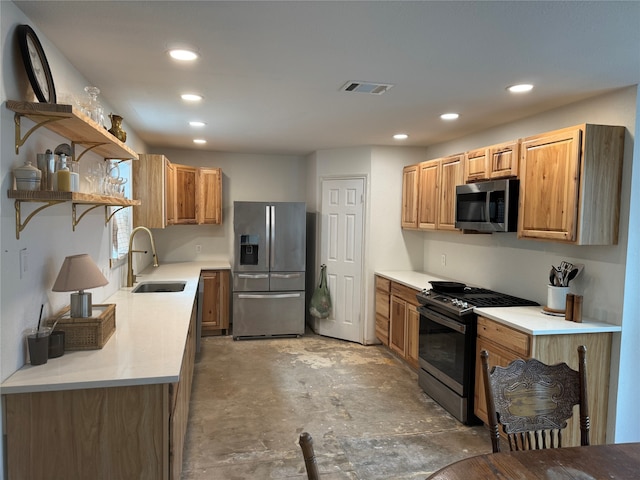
left=391, top=282, right=419, bottom=305
left=375, top=276, right=391, bottom=292
left=477, top=316, right=530, bottom=358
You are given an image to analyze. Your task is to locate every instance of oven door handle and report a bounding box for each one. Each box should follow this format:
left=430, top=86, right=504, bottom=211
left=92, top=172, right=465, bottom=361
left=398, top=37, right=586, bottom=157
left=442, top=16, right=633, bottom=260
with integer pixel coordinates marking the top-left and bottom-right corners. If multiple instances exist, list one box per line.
left=418, top=306, right=467, bottom=334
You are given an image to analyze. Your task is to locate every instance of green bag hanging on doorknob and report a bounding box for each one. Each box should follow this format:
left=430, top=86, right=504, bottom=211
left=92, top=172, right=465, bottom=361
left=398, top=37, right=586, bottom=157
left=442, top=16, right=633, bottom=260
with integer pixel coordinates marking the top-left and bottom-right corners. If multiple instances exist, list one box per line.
left=309, top=264, right=332, bottom=319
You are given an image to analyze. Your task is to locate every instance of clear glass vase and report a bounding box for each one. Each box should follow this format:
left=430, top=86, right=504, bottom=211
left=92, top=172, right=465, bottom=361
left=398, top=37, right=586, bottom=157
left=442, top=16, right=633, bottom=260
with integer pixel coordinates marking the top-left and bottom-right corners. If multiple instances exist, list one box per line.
left=84, top=86, right=105, bottom=128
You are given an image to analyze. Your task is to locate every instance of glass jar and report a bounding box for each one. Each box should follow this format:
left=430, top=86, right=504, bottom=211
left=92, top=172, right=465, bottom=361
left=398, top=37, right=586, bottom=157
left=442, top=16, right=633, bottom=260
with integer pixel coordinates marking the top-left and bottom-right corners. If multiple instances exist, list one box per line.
left=84, top=86, right=105, bottom=128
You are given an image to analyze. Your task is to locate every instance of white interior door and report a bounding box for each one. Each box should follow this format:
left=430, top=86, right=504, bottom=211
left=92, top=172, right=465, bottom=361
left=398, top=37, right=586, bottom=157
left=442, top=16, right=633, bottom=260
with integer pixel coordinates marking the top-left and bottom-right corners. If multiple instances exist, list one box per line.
left=318, top=177, right=365, bottom=343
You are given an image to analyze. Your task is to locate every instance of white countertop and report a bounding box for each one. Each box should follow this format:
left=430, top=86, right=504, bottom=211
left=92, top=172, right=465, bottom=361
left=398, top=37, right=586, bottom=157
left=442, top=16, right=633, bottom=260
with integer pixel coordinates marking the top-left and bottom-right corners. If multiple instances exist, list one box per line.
left=375, top=270, right=621, bottom=336
left=375, top=270, right=450, bottom=291
left=1, top=261, right=230, bottom=395
left=475, top=306, right=621, bottom=335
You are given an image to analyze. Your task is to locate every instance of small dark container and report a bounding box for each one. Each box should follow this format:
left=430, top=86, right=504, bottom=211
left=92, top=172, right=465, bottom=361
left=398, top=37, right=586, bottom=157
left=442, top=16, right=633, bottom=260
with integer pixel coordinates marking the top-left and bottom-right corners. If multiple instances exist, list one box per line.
left=27, top=334, right=49, bottom=365
left=48, top=330, right=65, bottom=358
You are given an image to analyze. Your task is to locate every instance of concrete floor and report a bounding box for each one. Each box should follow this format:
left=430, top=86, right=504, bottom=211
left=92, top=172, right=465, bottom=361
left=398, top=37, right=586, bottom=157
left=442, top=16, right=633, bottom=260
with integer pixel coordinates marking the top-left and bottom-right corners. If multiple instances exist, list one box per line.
left=181, top=332, right=491, bottom=479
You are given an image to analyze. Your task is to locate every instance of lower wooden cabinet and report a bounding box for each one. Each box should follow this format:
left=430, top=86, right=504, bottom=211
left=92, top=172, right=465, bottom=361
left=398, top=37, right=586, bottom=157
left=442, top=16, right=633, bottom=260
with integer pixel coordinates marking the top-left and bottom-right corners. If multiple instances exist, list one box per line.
left=474, top=315, right=612, bottom=446
left=375, top=276, right=391, bottom=345
left=377, top=275, right=420, bottom=369
left=201, top=269, right=230, bottom=336
left=3, top=303, right=198, bottom=480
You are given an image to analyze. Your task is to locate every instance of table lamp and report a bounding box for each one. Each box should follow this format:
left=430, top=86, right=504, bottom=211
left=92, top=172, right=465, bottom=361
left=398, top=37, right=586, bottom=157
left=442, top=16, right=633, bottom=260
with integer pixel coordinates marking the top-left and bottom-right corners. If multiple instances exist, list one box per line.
left=52, top=254, right=109, bottom=318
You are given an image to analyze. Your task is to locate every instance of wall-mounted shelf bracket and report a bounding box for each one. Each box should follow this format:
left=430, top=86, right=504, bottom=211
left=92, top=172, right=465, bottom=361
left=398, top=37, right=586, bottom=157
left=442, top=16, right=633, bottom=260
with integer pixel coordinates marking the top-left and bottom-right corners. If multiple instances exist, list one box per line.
left=14, top=113, right=63, bottom=155
left=72, top=141, right=108, bottom=162
left=14, top=199, right=64, bottom=239
left=105, top=205, right=129, bottom=224
left=72, top=203, right=103, bottom=231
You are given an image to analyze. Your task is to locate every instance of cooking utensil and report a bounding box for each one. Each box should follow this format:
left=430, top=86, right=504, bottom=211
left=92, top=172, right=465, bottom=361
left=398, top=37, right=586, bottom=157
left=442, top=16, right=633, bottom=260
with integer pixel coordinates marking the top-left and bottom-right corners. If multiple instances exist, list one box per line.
left=429, top=281, right=467, bottom=293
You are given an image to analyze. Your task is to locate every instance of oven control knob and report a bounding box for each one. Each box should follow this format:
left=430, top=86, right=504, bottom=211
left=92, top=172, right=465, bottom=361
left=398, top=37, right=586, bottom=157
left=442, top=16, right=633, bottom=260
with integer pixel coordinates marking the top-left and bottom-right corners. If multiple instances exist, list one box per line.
left=452, top=299, right=459, bottom=306
left=461, top=301, right=469, bottom=308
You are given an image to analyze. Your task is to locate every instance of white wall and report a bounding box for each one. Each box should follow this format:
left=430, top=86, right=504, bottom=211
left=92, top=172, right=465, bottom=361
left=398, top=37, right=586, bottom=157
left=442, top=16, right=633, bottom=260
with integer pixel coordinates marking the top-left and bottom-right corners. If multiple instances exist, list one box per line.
left=417, top=86, right=638, bottom=442
left=0, top=3, right=148, bottom=477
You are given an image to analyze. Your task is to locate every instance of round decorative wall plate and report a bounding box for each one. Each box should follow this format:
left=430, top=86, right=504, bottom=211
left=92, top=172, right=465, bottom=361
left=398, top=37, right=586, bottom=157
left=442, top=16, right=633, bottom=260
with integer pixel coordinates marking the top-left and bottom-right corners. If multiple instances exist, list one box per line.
left=16, top=24, right=56, bottom=103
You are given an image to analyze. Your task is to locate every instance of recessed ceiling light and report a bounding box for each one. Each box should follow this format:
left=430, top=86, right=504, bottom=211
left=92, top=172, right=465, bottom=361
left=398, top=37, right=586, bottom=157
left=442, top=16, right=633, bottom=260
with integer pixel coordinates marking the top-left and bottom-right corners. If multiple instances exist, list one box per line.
left=189, top=121, right=206, bottom=127
left=168, top=49, right=199, bottom=61
left=440, top=113, right=459, bottom=120
left=393, top=133, right=409, bottom=140
left=181, top=93, right=203, bottom=102
left=193, top=139, right=207, bottom=144
left=507, top=84, right=534, bottom=93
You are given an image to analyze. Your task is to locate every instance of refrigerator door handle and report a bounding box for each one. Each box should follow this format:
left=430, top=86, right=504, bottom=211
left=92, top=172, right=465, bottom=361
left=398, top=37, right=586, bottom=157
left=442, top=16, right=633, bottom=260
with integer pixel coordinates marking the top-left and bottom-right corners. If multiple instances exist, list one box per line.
left=237, top=293, right=302, bottom=299
left=269, top=205, right=276, bottom=269
left=237, top=273, right=269, bottom=279
left=271, top=273, right=303, bottom=279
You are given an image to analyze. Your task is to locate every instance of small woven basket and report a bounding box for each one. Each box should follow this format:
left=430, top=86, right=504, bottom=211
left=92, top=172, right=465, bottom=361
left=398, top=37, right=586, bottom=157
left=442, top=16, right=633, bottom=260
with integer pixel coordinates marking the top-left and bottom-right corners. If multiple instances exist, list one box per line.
left=45, top=304, right=116, bottom=350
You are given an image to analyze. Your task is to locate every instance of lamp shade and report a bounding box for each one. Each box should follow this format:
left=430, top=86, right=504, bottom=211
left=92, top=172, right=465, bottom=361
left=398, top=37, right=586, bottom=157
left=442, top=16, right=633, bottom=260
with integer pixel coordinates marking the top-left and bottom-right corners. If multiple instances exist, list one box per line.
left=52, top=254, right=108, bottom=292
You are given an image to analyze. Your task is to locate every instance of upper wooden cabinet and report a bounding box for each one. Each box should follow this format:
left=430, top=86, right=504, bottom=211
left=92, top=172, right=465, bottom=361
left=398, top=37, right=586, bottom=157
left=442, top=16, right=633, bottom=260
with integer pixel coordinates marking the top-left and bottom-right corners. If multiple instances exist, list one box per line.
left=402, top=154, right=463, bottom=231
left=438, top=154, right=464, bottom=230
left=464, top=140, right=520, bottom=183
left=198, top=168, right=222, bottom=225
left=134, top=155, right=223, bottom=228
left=401, top=164, right=419, bottom=228
left=518, top=124, right=624, bottom=244
left=417, top=160, right=439, bottom=229
left=133, top=154, right=171, bottom=228
left=173, top=164, right=198, bottom=224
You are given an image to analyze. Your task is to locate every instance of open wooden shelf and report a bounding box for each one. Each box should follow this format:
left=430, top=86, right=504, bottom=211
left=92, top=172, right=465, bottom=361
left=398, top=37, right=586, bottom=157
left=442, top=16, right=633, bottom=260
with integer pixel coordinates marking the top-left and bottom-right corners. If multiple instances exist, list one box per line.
left=6, top=100, right=138, bottom=160
left=7, top=190, right=140, bottom=206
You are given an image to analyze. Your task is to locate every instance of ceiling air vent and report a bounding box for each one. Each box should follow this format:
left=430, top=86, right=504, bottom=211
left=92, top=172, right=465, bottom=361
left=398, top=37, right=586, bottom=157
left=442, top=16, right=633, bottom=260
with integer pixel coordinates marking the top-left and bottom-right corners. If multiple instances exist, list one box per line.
left=340, top=81, right=394, bottom=95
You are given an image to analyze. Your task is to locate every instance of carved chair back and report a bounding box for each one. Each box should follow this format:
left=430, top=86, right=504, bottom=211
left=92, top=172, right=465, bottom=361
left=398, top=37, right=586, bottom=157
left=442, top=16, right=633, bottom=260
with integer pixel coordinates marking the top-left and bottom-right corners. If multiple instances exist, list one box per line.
left=480, top=346, right=589, bottom=453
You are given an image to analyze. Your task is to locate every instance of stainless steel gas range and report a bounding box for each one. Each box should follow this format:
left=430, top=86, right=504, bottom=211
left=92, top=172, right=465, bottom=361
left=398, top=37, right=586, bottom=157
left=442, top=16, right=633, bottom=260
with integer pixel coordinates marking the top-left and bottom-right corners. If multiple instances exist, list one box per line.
left=416, top=283, right=538, bottom=424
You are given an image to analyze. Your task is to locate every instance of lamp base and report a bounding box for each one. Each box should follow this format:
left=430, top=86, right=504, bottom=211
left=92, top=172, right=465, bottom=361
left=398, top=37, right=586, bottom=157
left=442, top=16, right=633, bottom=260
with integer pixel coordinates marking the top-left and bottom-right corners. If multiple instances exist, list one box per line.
left=70, top=292, right=92, bottom=318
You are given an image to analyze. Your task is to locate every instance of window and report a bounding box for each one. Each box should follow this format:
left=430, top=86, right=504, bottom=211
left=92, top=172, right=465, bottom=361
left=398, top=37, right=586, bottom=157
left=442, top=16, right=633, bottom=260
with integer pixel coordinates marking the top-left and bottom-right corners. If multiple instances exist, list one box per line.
left=109, top=160, right=132, bottom=267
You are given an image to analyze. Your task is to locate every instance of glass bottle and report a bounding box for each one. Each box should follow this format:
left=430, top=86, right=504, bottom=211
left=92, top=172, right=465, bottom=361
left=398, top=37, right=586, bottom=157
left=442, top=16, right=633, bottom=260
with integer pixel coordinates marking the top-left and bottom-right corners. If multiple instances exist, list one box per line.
left=84, top=86, right=105, bottom=128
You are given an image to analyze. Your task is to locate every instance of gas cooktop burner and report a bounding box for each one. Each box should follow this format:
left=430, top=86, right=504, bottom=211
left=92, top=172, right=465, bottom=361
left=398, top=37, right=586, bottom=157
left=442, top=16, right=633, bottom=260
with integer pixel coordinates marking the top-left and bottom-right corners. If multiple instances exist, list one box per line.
left=416, top=286, right=538, bottom=316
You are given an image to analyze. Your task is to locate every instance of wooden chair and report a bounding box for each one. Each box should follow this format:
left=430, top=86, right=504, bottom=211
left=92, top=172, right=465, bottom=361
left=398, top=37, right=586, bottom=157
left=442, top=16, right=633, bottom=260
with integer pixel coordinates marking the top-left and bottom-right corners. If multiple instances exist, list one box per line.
left=480, top=346, right=589, bottom=453
left=299, top=432, right=320, bottom=479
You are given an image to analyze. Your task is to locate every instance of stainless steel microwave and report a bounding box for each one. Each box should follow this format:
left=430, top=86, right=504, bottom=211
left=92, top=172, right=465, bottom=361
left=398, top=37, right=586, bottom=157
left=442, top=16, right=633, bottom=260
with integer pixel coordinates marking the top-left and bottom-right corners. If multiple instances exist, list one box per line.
left=455, top=178, right=519, bottom=232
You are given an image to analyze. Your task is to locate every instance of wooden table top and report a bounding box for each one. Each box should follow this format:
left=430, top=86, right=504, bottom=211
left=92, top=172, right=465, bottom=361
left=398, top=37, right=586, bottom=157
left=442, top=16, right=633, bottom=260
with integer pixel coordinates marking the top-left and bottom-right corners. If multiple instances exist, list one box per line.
left=427, top=442, right=640, bottom=479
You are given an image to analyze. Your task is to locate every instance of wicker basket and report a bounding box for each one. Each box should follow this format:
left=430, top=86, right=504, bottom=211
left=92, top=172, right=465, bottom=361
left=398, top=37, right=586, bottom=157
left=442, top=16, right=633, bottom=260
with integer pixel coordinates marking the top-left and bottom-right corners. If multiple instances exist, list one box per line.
left=44, top=304, right=116, bottom=350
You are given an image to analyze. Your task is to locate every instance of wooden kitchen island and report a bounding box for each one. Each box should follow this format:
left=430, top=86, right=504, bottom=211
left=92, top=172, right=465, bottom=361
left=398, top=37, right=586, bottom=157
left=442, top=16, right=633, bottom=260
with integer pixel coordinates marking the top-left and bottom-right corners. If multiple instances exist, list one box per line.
left=1, top=261, right=229, bottom=480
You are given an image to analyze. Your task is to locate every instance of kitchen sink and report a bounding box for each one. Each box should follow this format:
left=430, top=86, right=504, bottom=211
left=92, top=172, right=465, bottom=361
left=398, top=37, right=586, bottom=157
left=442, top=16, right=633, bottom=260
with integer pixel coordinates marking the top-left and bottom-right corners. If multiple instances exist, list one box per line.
left=131, top=281, right=186, bottom=293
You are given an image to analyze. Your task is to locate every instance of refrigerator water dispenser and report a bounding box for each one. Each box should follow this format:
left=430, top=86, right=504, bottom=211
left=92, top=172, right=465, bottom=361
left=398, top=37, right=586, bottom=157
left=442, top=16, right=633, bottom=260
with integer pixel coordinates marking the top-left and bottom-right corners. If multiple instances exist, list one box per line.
left=240, top=235, right=259, bottom=265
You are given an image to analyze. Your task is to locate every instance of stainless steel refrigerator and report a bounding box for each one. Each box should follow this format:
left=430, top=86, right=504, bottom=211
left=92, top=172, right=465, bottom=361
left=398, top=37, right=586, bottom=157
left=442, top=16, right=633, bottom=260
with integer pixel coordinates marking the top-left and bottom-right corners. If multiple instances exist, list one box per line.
left=232, top=201, right=306, bottom=339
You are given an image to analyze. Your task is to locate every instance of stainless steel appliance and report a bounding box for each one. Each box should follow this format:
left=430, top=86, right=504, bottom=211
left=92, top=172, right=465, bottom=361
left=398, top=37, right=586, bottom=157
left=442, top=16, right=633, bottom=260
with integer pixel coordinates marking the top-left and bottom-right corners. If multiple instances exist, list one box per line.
left=416, top=283, right=538, bottom=424
left=455, top=178, right=519, bottom=232
left=232, top=201, right=306, bottom=339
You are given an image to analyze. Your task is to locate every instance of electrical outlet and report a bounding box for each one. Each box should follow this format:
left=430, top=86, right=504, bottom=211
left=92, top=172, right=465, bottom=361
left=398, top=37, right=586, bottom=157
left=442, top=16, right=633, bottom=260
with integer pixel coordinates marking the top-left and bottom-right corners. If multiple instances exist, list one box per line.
left=20, top=249, right=28, bottom=279
left=195, top=244, right=202, bottom=254
left=441, top=254, right=446, bottom=267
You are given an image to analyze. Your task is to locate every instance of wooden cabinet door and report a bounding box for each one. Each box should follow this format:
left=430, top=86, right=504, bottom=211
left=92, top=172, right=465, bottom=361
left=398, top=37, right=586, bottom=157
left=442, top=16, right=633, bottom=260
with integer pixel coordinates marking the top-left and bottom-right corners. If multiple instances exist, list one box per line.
left=173, top=164, right=198, bottom=224
left=133, top=154, right=169, bottom=228
left=401, top=164, right=419, bottom=228
left=197, top=167, right=222, bottom=224
left=438, top=154, right=464, bottom=230
left=464, top=147, right=489, bottom=183
left=518, top=128, right=581, bottom=242
left=489, top=140, right=520, bottom=179
left=406, top=304, right=420, bottom=369
left=389, top=296, right=407, bottom=357
left=201, top=270, right=230, bottom=335
left=165, top=160, right=177, bottom=225
left=418, top=160, right=439, bottom=229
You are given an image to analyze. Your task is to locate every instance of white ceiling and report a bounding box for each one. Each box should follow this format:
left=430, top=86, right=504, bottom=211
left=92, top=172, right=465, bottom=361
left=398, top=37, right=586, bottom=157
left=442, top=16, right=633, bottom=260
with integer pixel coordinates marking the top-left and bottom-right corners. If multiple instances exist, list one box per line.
left=13, top=1, right=640, bottom=155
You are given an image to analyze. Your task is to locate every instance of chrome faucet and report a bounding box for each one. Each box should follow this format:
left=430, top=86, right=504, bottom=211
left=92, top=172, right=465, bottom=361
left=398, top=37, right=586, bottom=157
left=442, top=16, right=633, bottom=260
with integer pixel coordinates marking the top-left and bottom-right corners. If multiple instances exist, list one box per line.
left=127, top=226, right=159, bottom=287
